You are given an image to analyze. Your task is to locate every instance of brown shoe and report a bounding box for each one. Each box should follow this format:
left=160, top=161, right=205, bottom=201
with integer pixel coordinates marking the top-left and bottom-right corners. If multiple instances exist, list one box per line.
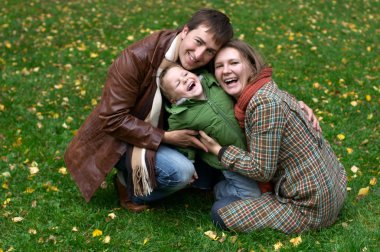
left=114, top=175, right=149, bottom=213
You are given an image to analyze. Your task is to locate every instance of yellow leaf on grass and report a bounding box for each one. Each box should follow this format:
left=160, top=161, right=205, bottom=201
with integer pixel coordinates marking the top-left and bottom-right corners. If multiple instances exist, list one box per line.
left=28, top=228, right=37, bottom=235
left=90, top=52, right=98, bottom=58
left=92, top=229, right=103, bottom=237
left=143, top=237, right=150, bottom=245
left=274, top=241, right=284, bottom=251
left=25, top=187, right=35, bottom=193
left=337, top=134, right=345, bottom=140
left=2, top=182, right=8, bottom=189
left=218, top=232, right=227, bottom=243
left=358, top=187, right=369, bottom=196
left=103, top=235, right=111, bottom=244
left=12, top=217, right=24, bottom=222
left=290, top=236, right=302, bottom=247
left=204, top=230, right=218, bottom=240
left=108, top=213, right=116, bottom=219
left=370, top=177, right=377, bottom=186
left=346, top=148, right=353, bottom=154
left=351, top=165, right=359, bottom=173
left=58, top=167, right=67, bottom=175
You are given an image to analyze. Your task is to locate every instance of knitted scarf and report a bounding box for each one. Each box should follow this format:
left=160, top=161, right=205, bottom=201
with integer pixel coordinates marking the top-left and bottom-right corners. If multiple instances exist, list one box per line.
left=234, top=67, right=274, bottom=194
left=234, top=68, right=272, bottom=128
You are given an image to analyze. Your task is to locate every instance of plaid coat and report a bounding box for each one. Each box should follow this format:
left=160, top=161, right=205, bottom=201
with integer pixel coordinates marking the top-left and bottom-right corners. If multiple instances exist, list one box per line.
left=218, top=81, right=347, bottom=234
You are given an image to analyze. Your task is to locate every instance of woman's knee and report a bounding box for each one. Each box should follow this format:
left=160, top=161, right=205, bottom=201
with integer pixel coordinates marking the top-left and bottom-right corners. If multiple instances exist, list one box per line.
left=211, top=196, right=241, bottom=230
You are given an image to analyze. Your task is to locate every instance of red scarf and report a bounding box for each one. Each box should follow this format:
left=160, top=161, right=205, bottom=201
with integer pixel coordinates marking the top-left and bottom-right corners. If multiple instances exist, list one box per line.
left=234, top=68, right=274, bottom=194
left=234, top=68, right=272, bottom=128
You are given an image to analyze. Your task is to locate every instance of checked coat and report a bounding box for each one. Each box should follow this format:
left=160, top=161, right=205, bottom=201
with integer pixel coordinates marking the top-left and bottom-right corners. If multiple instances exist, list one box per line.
left=218, top=81, right=347, bottom=234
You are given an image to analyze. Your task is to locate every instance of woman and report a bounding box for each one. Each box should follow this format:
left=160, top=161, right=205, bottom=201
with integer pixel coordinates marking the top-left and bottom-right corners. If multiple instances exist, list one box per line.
left=199, top=39, right=347, bottom=234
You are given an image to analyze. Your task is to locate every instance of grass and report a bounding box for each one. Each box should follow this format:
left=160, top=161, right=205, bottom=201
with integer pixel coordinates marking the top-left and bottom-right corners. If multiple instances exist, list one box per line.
left=1, top=0, right=379, bottom=251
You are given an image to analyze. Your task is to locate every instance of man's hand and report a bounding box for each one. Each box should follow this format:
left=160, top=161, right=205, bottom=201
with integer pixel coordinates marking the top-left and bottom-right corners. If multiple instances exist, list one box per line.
left=298, top=101, right=321, bottom=132
left=163, top=129, right=208, bottom=152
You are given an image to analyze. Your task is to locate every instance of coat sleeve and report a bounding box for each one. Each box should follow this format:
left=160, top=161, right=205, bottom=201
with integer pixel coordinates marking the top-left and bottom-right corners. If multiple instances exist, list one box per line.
left=98, top=33, right=165, bottom=151
left=221, top=95, right=286, bottom=182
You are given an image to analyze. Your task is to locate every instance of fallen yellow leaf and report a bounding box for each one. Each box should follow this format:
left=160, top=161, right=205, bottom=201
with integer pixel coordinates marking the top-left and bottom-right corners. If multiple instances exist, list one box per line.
left=58, top=167, right=67, bottom=175
left=358, top=187, right=369, bottom=196
left=204, top=230, right=218, bottom=240
left=346, top=148, right=353, bottom=154
left=290, top=236, right=302, bottom=247
left=337, top=134, right=345, bottom=141
left=92, top=229, right=103, bottom=237
left=143, top=237, right=150, bottom=245
left=370, top=177, right=377, bottom=186
left=218, top=232, right=227, bottom=243
left=350, top=166, right=359, bottom=173
left=103, top=235, right=111, bottom=244
left=28, top=228, right=37, bottom=235
left=274, top=241, right=284, bottom=251
left=12, top=217, right=24, bottom=223
left=108, top=213, right=116, bottom=219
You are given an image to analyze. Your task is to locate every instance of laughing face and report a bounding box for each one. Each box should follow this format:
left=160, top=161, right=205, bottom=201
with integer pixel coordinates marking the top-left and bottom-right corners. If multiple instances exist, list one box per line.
left=214, top=47, right=252, bottom=99
left=178, top=25, right=220, bottom=71
left=161, top=65, right=205, bottom=103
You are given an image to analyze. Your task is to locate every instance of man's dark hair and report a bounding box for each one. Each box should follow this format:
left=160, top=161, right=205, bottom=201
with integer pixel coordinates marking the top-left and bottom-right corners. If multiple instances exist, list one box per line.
left=185, top=8, right=233, bottom=47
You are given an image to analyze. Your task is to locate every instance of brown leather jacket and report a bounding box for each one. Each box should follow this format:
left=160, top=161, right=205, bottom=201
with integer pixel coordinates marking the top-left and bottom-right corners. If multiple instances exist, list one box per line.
left=64, top=29, right=179, bottom=202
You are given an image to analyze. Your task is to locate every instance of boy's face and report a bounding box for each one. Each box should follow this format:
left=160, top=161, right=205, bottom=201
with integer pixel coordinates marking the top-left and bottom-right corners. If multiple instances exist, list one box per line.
left=162, top=66, right=204, bottom=103
left=178, top=25, right=220, bottom=71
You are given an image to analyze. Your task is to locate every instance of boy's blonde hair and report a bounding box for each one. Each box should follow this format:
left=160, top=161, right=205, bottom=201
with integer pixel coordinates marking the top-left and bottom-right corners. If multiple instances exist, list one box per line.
left=159, top=62, right=183, bottom=101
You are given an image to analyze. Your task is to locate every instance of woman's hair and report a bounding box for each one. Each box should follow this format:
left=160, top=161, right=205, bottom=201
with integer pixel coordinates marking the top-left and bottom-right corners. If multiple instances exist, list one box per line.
left=183, top=8, right=233, bottom=47
left=220, top=39, right=267, bottom=83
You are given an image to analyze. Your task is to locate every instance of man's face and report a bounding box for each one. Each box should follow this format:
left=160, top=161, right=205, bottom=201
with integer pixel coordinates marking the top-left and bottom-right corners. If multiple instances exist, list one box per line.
left=178, top=25, right=220, bottom=70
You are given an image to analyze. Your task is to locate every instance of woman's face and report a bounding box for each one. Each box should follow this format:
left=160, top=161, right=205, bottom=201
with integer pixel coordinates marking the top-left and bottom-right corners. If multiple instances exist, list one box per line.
left=214, top=47, right=251, bottom=99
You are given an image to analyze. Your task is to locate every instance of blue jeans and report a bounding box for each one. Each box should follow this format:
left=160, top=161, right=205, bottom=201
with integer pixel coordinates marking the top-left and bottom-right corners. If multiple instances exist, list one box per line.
left=211, top=196, right=241, bottom=230
left=214, top=171, right=261, bottom=200
left=116, top=145, right=208, bottom=204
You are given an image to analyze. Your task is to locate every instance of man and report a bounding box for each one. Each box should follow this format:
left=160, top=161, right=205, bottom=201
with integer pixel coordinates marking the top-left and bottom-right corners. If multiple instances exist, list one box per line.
left=64, top=9, right=234, bottom=212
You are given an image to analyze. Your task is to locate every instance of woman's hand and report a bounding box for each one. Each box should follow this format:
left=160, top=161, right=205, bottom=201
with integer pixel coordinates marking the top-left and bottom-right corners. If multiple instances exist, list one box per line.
left=199, top=131, right=222, bottom=156
left=298, top=101, right=322, bottom=132
left=163, top=129, right=208, bottom=152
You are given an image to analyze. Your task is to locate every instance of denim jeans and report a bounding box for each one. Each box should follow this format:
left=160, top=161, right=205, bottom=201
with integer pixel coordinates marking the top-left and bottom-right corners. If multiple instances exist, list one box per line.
left=116, top=144, right=208, bottom=204
left=214, top=171, right=261, bottom=200
left=211, top=196, right=241, bottom=230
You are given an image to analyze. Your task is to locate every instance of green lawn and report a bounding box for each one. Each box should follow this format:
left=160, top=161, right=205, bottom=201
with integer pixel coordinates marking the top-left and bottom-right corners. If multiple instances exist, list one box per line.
left=1, top=0, right=379, bottom=251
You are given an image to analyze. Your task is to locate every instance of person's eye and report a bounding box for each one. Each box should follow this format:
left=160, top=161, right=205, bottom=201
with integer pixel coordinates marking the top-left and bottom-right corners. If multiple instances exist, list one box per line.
left=195, top=39, right=202, bottom=45
left=207, top=49, right=215, bottom=56
left=214, top=64, right=222, bottom=69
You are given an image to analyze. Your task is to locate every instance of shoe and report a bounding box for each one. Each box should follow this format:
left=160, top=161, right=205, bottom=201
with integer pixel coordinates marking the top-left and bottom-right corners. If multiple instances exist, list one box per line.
left=114, top=175, right=149, bottom=213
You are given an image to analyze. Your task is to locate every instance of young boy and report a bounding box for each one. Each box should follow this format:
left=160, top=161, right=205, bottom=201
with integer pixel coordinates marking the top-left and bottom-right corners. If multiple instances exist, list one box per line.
left=160, top=64, right=262, bottom=200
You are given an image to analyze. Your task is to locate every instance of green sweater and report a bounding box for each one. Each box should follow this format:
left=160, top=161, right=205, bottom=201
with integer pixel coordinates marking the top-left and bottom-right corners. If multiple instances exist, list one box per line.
left=166, top=71, right=246, bottom=169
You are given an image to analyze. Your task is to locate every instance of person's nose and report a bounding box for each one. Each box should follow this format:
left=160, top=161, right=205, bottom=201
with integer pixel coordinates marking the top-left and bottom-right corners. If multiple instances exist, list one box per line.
left=222, top=64, right=231, bottom=75
left=194, top=46, right=206, bottom=61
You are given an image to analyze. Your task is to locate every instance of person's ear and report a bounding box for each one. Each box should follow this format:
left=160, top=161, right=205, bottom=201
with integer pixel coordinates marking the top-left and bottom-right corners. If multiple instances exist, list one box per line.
left=180, top=25, right=189, bottom=39
left=170, top=98, right=177, bottom=104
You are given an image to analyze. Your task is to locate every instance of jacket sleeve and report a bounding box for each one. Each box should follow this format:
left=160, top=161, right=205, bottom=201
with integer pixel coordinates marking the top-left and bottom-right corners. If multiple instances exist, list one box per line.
left=221, top=95, right=285, bottom=182
left=98, top=33, right=165, bottom=151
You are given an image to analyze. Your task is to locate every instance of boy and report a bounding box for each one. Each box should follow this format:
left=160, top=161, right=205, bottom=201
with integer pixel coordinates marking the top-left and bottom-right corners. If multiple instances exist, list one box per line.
left=160, top=64, right=262, bottom=200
